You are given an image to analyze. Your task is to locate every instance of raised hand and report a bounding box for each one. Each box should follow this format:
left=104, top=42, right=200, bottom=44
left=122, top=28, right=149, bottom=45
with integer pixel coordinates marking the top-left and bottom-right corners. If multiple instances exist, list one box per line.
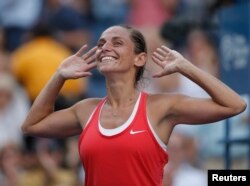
left=58, top=45, right=97, bottom=79
left=152, top=45, right=187, bottom=78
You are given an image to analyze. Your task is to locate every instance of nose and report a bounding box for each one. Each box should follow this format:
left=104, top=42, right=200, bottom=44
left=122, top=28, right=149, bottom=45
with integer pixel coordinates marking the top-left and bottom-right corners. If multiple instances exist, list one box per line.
left=101, top=41, right=112, bottom=51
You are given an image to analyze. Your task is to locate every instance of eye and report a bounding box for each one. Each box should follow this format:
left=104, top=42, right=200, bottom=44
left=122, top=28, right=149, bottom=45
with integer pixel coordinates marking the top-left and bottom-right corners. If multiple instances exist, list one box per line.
left=97, top=42, right=104, bottom=48
left=113, top=41, right=123, bottom=46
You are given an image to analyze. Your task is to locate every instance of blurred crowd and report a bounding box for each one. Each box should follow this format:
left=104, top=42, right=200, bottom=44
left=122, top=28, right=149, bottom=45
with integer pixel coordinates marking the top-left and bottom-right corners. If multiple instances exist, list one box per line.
left=0, top=0, right=248, bottom=186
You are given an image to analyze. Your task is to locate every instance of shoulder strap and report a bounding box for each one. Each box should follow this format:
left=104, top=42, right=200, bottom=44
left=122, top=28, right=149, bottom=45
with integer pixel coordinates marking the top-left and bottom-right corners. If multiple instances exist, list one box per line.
left=135, top=91, right=147, bottom=117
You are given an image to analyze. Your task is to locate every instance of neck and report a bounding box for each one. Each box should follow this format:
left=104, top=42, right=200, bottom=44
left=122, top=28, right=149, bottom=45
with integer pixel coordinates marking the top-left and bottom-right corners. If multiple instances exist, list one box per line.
left=106, top=78, right=139, bottom=108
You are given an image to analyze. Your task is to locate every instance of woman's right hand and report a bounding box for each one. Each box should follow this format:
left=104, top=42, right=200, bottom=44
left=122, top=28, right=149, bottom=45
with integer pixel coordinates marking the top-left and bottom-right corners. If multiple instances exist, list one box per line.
left=58, top=45, right=97, bottom=79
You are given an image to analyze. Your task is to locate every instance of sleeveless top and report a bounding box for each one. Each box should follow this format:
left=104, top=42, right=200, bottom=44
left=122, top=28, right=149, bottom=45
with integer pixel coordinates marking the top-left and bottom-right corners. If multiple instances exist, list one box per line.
left=78, top=92, right=168, bottom=186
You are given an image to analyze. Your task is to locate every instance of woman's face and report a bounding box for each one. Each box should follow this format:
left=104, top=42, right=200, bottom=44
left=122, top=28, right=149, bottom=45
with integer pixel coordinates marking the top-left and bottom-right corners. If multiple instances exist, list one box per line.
left=96, top=26, right=137, bottom=75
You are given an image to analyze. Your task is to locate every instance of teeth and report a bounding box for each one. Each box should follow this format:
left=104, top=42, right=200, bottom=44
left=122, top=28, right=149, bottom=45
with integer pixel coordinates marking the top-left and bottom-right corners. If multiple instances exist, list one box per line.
left=101, top=56, right=116, bottom=62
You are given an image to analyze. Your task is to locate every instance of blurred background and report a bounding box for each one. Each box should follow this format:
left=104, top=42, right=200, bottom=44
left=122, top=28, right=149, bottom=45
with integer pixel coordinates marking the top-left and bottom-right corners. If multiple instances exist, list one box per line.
left=0, top=0, right=249, bottom=185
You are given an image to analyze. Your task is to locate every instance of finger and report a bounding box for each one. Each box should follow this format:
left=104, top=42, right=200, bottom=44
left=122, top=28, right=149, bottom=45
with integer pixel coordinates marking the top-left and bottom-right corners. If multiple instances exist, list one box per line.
left=85, top=54, right=96, bottom=64
left=156, top=48, right=167, bottom=56
left=161, top=45, right=171, bottom=53
left=83, top=72, right=93, bottom=76
left=75, top=44, right=88, bottom=57
left=152, top=52, right=164, bottom=61
left=82, top=46, right=97, bottom=60
left=85, top=62, right=97, bottom=71
left=152, top=55, right=164, bottom=68
left=75, top=71, right=92, bottom=77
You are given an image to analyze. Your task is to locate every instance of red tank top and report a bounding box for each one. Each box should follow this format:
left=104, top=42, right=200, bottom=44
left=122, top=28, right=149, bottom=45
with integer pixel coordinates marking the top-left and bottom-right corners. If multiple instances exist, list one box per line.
left=78, top=92, right=168, bottom=186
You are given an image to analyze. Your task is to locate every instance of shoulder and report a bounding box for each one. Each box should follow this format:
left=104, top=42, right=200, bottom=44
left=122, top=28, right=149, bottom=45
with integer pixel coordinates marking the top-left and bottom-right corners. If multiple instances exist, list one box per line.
left=145, top=92, right=189, bottom=116
left=73, top=97, right=103, bottom=114
left=146, top=92, right=186, bottom=107
left=72, top=98, right=104, bottom=126
left=145, top=92, right=190, bottom=129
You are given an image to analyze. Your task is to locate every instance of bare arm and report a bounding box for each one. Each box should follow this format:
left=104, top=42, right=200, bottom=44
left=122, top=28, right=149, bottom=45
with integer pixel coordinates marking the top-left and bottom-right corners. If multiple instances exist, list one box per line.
left=22, top=45, right=97, bottom=138
left=151, top=46, right=247, bottom=125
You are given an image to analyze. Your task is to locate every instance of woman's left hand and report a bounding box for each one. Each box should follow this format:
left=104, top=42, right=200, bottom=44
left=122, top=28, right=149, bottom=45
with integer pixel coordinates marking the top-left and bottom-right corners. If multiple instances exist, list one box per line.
left=152, top=45, right=187, bottom=78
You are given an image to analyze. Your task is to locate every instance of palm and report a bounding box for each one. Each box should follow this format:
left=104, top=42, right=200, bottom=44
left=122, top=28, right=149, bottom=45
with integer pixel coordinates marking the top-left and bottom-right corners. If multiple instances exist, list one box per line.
left=58, top=45, right=97, bottom=79
left=152, top=46, right=184, bottom=77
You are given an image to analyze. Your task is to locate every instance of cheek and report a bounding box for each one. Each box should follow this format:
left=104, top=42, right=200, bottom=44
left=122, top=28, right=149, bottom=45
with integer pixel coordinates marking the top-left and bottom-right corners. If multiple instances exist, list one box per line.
left=95, top=49, right=102, bottom=60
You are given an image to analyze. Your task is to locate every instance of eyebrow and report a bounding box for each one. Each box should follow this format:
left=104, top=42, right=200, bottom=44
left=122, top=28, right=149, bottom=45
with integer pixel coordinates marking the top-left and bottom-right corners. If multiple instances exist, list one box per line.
left=97, top=36, right=125, bottom=43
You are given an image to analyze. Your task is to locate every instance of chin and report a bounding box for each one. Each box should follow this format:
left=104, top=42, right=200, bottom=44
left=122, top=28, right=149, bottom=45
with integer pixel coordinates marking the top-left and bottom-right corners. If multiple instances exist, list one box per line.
left=97, top=66, right=117, bottom=74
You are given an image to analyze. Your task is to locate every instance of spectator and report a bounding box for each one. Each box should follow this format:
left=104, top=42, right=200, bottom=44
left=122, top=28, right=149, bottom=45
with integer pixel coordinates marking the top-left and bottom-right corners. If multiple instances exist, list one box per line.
left=0, top=73, right=29, bottom=149
left=163, top=131, right=207, bottom=186
left=128, top=0, right=179, bottom=28
left=0, top=28, right=11, bottom=72
left=18, top=138, right=79, bottom=186
left=11, top=22, right=87, bottom=107
left=171, top=29, right=222, bottom=159
left=0, top=0, right=42, bottom=51
left=43, top=0, right=91, bottom=52
left=0, top=143, right=23, bottom=186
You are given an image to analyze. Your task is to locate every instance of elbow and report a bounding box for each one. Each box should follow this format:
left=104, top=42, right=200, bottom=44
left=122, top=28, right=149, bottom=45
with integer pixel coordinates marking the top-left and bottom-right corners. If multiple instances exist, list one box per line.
left=21, top=124, right=28, bottom=135
left=241, top=101, right=247, bottom=113
left=21, top=123, right=32, bottom=135
left=233, top=100, right=247, bottom=115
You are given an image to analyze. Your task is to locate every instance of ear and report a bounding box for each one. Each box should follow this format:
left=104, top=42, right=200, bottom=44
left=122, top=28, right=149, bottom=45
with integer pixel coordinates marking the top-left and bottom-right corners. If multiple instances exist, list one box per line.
left=134, top=53, right=147, bottom=67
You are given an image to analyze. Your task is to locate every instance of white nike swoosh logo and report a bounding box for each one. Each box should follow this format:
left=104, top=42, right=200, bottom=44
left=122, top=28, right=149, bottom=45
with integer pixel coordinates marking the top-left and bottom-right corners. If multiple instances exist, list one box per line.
left=130, top=130, right=146, bottom=135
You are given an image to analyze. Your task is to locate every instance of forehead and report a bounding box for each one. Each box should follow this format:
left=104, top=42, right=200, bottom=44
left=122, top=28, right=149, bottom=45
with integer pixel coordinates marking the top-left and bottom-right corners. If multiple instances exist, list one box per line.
left=99, top=26, right=131, bottom=41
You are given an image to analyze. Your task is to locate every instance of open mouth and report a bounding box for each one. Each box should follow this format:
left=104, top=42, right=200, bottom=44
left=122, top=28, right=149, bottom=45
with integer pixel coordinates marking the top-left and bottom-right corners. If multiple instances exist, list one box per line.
left=100, top=56, right=117, bottom=63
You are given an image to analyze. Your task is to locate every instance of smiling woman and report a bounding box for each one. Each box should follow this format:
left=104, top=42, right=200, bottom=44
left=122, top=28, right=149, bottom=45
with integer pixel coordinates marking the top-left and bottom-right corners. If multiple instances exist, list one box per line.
left=96, top=25, right=147, bottom=86
left=21, top=25, right=246, bottom=186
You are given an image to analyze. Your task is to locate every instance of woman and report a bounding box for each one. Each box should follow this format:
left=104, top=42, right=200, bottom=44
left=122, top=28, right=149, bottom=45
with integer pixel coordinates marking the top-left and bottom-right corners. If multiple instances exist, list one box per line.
left=22, top=25, right=246, bottom=186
